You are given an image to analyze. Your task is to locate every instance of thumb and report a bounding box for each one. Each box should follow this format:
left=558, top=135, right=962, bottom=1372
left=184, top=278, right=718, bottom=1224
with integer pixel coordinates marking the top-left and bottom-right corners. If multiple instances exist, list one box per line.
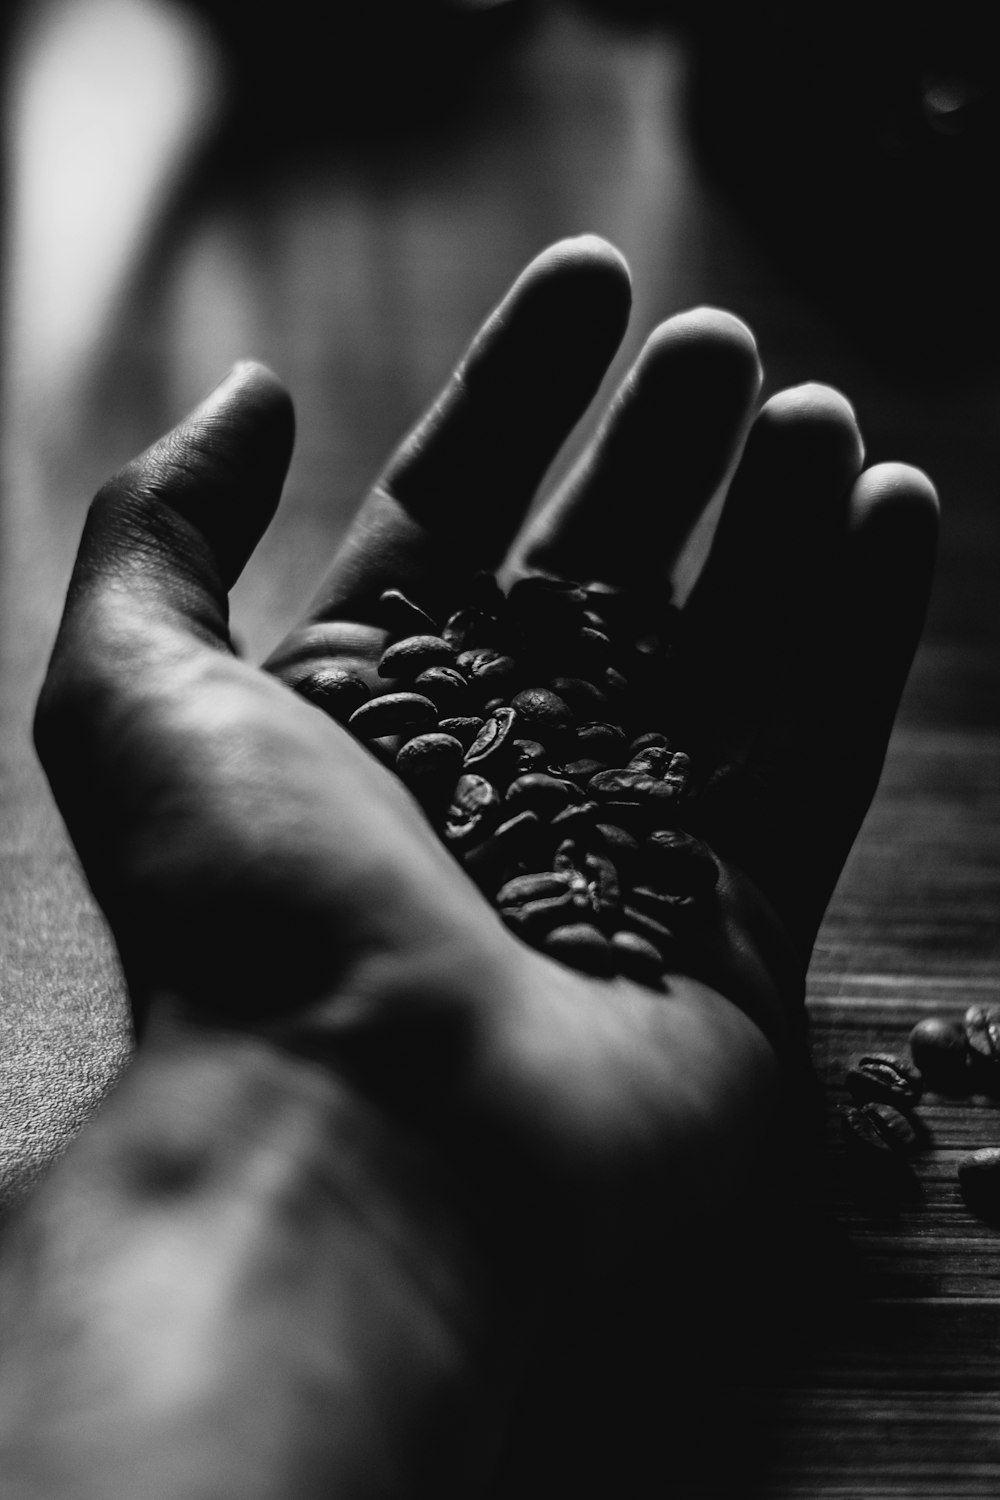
left=62, top=360, right=295, bottom=636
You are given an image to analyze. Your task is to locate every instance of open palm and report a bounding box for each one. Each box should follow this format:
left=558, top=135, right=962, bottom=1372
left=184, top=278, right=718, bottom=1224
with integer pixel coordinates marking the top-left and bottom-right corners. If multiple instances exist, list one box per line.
left=35, top=236, right=937, bottom=1234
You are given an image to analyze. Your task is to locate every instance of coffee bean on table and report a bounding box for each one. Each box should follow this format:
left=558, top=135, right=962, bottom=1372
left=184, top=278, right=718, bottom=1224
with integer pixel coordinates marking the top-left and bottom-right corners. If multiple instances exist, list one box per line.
left=840, top=1101, right=918, bottom=1159
left=958, top=1148, right=1000, bottom=1221
left=964, top=1005, right=1000, bottom=1083
left=908, top=1016, right=969, bottom=1092
left=844, top=1054, right=924, bottom=1110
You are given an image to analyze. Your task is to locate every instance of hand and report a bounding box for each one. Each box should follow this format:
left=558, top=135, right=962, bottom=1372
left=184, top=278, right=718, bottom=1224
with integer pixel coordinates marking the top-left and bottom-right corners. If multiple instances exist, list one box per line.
left=35, top=235, right=937, bottom=1219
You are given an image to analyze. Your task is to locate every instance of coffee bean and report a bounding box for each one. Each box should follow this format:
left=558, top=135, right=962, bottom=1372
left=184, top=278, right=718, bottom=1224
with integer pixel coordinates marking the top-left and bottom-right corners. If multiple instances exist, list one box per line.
left=958, top=1148, right=1000, bottom=1221
left=610, top=931, right=665, bottom=986
left=618, top=903, right=681, bottom=960
left=510, top=688, right=573, bottom=741
left=511, top=739, right=548, bottom=774
left=412, top=666, right=471, bottom=712
left=378, top=635, right=456, bottom=679
left=643, top=831, right=718, bottom=894
left=588, top=769, right=681, bottom=807
left=908, top=1017, right=969, bottom=1092
left=505, top=773, right=578, bottom=816
left=844, top=1054, right=924, bottom=1110
left=294, top=667, right=371, bottom=722
left=395, top=733, right=465, bottom=790
left=496, top=871, right=574, bottom=907
left=378, top=588, right=438, bottom=637
left=548, top=801, right=599, bottom=839
left=466, top=809, right=544, bottom=873
left=629, top=731, right=671, bottom=755
left=543, top=922, right=615, bottom=975
left=348, top=692, right=438, bottom=738
left=561, top=758, right=610, bottom=787
left=438, top=716, right=484, bottom=749
left=459, top=649, right=519, bottom=690
left=840, top=1101, right=918, bottom=1157
left=964, top=1005, right=1000, bottom=1081
left=443, top=607, right=496, bottom=650
left=550, top=676, right=611, bottom=715
left=464, top=707, right=518, bottom=772
left=574, top=722, right=628, bottom=763
left=444, top=773, right=502, bottom=847
left=583, top=851, right=620, bottom=919
left=627, top=745, right=674, bottom=777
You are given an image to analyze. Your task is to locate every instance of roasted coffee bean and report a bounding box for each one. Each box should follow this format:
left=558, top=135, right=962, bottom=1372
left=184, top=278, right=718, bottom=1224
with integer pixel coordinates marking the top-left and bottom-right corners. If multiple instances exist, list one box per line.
left=610, top=931, right=665, bottom=986
left=378, top=635, right=456, bottom=679
left=588, top=769, right=681, bottom=808
left=550, top=676, right=611, bottom=715
left=511, top=739, right=548, bottom=774
left=464, top=707, right=518, bottom=772
left=442, top=607, right=495, bottom=650
left=908, top=1016, right=969, bottom=1092
left=583, top=851, right=620, bottom=918
left=964, top=1005, right=1000, bottom=1079
left=549, top=801, right=599, bottom=839
left=543, top=922, right=615, bottom=975
left=510, top=688, right=573, bottom=741
left=438, top=716, right=484, bottom=749
left=395, top=733, right=465, bottom=791
left=594, top=822, right=641, bottom=869
left=662, top=751, right=691, bottom=795
left=958, top=1148, right=1000, bottom=1221
left=505, top=773, right=578, bottom=816
left=619, top=903, right=682, bottom=959
left=643, top=831, right=718, bottom=895
left=629, top=731, right=671, bottom=754
left=561, top=758, right=609, bottom=787
left=378, top=588, right=438, bottom=637
left=596, top=800, right=650, bottom=836
left=496, top=871, right=574, bottom=907
left=413, top=666, right=470, bottom=712
left=627, top=745, right=674, bottom=777
left=844, top=1054, right=923, bottom=1110
left=574, top=722, right=628, bottom=763
left=841, top=1101, right=918, bottom=1158
left=294, top=667, right=371, bottom=722
left=444, top=773, right=502, bottom=847
left=458, top=649, right=518, bottom=689
left=470, top=809, right=544, bottom=869
left=602, top=666, right=630, bottom=698
left=348, top=692, right=438, bottom=739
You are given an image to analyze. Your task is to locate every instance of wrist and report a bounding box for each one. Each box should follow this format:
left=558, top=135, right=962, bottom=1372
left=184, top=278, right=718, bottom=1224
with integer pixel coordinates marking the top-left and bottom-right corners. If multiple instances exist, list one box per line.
left=0, top=1019, right=520, bottom=1499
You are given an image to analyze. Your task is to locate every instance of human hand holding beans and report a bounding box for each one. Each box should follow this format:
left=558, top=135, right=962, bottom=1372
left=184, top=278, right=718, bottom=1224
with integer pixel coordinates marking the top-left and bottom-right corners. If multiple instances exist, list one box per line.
left=23, top=236, right=938, bottom=1497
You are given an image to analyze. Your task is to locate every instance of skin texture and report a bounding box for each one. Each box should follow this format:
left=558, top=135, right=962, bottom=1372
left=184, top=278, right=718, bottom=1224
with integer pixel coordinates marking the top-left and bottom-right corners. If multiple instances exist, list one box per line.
left=0, top=236, right=938, bottom=1498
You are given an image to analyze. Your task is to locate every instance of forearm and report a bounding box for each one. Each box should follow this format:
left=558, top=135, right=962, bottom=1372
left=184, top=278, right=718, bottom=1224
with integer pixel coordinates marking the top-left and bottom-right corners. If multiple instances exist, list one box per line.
left=0, top=1020, right=515, bottom=1500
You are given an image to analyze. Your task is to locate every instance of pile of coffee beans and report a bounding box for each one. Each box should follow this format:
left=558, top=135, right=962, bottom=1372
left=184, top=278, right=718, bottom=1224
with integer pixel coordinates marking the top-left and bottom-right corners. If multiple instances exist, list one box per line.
left=296, top=571, right=723, bottom=991
left=839, top=1003, right=1000, bottom=1220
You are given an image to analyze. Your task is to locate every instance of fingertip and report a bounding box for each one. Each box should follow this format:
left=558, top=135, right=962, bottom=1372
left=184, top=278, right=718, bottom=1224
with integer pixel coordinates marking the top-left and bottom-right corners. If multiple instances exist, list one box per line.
left=755, top=381, right=865, bottom=470
left=851, top=460, right=940, bottom=529
left=634, top=306, right=762, bottom=398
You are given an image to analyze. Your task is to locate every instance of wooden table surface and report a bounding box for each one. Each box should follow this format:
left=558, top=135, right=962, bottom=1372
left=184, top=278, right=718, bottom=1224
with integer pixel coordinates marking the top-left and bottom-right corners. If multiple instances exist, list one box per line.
left=2, top=3, right=998, bottom=1493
